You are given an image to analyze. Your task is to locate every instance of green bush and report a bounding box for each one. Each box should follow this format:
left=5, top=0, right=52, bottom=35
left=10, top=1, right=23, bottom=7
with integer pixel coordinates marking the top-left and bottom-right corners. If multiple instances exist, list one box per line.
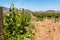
left=3, top=3, right=34, bottom=40
left=32, top=13, right=60, bottom=21
left=3, top=11, right=34, bottom=40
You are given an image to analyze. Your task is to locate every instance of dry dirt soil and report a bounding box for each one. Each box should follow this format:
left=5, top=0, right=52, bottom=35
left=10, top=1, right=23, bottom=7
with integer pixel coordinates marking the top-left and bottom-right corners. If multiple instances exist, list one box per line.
left=31, top=19, right=60, bottom=40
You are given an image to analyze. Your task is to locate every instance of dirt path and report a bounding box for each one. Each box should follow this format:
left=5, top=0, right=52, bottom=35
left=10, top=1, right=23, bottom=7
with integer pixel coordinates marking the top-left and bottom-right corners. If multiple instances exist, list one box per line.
left=32, top=19, right=60, bottom=40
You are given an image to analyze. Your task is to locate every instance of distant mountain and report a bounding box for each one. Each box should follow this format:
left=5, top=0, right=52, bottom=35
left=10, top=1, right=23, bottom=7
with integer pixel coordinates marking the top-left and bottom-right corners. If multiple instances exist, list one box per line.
left=44, top=10, right=55, bottom=13
left=2, top=7, right=60, bottom=13
left=3, top=7, right=9, bottom=11
left=33, top=11, right=43, bottom=13
left=2, top=7, right=33, bottom=13
left=34, top=10, right=60, bottom=13
left=2, top=7, right=9, bottom=13
left=44, top=10, right=60, bottom=13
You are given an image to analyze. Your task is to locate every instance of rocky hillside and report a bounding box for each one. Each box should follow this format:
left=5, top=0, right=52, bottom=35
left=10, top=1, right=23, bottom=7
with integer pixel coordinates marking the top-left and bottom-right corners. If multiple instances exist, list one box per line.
left=2, top=7, right=32, bottom=13
left=2, top=7, right=60, bottom=13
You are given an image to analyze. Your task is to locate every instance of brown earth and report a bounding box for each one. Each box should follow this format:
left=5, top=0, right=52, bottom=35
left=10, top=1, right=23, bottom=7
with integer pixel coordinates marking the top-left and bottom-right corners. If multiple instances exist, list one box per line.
left=31, top=18, right=60, bottom=40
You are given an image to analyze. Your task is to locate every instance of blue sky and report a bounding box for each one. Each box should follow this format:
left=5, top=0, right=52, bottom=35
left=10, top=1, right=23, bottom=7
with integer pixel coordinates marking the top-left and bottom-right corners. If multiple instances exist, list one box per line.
left=0, top=0, right=60, bottom=11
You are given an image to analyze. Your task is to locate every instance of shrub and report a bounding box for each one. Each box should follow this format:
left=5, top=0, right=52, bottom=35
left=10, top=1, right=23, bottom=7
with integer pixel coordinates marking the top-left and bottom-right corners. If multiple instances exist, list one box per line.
left=3, top=3, right=34, bottom=40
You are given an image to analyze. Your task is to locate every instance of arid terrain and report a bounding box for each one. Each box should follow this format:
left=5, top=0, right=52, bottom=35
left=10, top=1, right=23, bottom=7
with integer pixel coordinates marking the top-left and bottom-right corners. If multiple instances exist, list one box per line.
left=31, top=18, right=60, bottom=40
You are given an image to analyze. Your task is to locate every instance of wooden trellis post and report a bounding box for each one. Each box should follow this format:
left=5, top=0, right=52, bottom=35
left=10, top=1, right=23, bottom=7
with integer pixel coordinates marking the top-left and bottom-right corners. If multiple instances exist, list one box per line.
left=0, top=7, right=3, bottom=40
